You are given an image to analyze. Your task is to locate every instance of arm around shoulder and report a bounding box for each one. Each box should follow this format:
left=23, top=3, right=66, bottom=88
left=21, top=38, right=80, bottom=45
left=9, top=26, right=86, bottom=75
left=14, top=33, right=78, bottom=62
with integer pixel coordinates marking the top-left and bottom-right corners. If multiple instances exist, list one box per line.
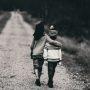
left=45, top=34, right=62, bottom=47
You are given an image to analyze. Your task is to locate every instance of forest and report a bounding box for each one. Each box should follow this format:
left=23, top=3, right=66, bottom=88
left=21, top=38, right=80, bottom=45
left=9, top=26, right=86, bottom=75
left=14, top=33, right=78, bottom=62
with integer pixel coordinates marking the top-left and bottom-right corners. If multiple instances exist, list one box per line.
left=0, top=0, right=90, bottom=39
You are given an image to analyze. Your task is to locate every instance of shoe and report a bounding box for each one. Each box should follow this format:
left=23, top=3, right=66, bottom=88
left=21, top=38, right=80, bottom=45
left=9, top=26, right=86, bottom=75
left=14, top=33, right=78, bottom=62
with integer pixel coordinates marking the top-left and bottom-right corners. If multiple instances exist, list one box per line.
left=35, top=79, right=41, bottom=86
left=47, top=80, right=53, bottom=88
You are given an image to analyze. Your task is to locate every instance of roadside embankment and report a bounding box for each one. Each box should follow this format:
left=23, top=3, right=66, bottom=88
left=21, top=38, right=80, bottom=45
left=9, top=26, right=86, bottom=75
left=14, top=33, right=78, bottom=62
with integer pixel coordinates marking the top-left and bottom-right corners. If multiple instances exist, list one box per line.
left=0, top=11, right=11, bottom=33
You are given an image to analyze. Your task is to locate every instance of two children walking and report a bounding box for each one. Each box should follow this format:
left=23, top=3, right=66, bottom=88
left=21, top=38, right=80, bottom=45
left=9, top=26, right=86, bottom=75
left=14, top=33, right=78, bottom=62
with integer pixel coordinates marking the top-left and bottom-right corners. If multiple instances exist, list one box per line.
left=31, top=22, right=62, bottom=88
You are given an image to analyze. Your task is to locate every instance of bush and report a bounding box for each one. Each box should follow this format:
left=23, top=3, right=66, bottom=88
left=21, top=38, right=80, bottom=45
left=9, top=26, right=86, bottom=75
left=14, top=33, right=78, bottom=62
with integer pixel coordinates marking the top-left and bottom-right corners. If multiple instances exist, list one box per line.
left=58, top=36, right=78, bottom=55
left=0, top=12, right=11, bottom=33
left=75, top=43, right=90, bottom=69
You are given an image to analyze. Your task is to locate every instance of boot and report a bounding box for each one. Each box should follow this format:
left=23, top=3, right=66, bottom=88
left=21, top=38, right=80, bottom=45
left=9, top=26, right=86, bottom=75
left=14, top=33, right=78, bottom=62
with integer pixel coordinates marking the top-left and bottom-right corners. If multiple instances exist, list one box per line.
left=35, top=79, right=41, bottom=86
left=34, top=69, right=41, bottom=86
left=47, top=80, right=53, bottom=88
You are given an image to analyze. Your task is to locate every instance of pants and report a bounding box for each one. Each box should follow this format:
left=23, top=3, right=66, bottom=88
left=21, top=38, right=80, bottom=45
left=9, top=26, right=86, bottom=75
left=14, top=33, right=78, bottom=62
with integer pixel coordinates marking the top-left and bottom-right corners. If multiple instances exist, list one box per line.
left=48, top=61, right=58, bottom=81
left=33, top=58, right=44, bottom=79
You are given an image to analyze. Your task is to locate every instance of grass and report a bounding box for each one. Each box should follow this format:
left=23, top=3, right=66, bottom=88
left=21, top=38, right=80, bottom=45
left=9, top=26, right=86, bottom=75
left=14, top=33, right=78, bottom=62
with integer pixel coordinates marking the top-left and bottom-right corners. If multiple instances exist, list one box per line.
left=58, top=36, right=78, bottom=55
left=75, top=43, right=90, bottom=68
left=59, top=36, right=90, bottom=70
left=58, top=36, right=90, bottom=88
left=0, top=11, right=11, bottom=33
left=21, top=12, right=39, bottom=29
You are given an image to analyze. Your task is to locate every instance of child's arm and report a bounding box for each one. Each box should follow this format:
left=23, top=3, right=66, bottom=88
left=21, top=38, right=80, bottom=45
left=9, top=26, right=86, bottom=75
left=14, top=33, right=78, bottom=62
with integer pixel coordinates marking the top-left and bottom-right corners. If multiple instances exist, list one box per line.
left=45, top=34, right=62, bottom=47
left=30, top=38, right=35, bottom=51
left=30, top=38, right=35, bottom=58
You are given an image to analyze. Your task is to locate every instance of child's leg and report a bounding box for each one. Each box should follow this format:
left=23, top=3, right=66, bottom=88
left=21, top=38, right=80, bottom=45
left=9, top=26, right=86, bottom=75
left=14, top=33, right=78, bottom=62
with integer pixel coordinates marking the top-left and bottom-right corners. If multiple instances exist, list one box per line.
left=33, top=59, right=39, bottom=78
left=48, top=62, right=58, bottom=87
left=37, top=58, right=44, bottom=79
left=33, top=60, right=36, bottom=74
left=34, top=58, right=44, bottom=86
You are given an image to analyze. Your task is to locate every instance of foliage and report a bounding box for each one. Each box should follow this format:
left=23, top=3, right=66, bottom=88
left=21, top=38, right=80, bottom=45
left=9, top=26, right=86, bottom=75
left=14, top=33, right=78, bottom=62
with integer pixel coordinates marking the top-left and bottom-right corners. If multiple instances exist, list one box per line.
left=0, top=0, right=88, bottom=39
left=0, top=12, right=11, bottom=33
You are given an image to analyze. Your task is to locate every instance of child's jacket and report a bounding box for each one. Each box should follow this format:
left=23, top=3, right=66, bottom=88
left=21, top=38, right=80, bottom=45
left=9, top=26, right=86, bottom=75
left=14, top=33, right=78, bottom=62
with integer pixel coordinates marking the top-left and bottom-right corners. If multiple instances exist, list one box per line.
left=43, top=42, right=62, bottom=62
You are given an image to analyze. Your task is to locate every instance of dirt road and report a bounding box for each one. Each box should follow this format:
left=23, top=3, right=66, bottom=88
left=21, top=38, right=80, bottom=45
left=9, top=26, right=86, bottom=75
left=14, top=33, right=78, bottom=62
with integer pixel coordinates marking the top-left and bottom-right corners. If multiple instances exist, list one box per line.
left=0, top=12, right=85, bottom=90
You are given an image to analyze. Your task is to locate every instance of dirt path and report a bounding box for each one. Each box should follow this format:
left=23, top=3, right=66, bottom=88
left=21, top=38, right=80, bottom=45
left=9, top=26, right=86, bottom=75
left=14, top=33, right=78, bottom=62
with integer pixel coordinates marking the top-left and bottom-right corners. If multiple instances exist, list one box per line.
left=0, top=12, right=85, bottom=90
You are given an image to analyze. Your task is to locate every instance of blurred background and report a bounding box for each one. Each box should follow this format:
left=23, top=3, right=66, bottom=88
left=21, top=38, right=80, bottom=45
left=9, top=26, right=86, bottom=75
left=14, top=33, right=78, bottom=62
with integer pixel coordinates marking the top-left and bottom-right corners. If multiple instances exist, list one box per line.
left=0, top=0, right=90, bottom=39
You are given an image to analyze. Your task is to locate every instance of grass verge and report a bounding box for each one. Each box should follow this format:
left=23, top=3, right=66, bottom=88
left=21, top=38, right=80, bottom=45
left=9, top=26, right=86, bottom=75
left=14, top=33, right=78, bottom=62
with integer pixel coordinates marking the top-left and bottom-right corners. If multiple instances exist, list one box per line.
left=0, top=11, right=11, bottom=33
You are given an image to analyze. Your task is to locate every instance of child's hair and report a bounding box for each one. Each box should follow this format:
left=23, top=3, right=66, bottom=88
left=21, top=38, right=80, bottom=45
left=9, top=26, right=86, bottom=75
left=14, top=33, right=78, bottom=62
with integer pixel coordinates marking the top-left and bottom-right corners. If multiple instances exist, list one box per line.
left=33, top=21, right=44, bottom=40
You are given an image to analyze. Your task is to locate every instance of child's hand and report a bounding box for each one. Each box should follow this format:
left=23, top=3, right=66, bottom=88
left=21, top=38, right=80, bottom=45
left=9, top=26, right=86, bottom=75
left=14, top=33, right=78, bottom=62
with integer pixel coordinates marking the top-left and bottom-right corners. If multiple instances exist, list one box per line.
left=57, top=61, right=62, bottom=65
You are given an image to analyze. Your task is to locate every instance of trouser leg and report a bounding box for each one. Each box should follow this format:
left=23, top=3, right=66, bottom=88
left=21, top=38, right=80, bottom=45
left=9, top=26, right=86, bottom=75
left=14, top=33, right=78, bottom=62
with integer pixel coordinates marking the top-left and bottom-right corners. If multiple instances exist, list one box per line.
left=33, top=60, right=35, bottom=74
left=33, top=60, right=39, bottom=79
left=34, top=59, right=44, bottom=79
left=38, top=59, right=44, bottom=79
left=48, top=62, right=58, bottom=82
left=34, top=58, right=44, bottom=86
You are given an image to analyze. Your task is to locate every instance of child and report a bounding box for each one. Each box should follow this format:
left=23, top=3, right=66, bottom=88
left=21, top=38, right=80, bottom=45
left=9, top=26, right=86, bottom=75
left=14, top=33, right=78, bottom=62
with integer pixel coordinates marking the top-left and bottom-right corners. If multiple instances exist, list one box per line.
left=43, top=25, right=62, bottom=88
